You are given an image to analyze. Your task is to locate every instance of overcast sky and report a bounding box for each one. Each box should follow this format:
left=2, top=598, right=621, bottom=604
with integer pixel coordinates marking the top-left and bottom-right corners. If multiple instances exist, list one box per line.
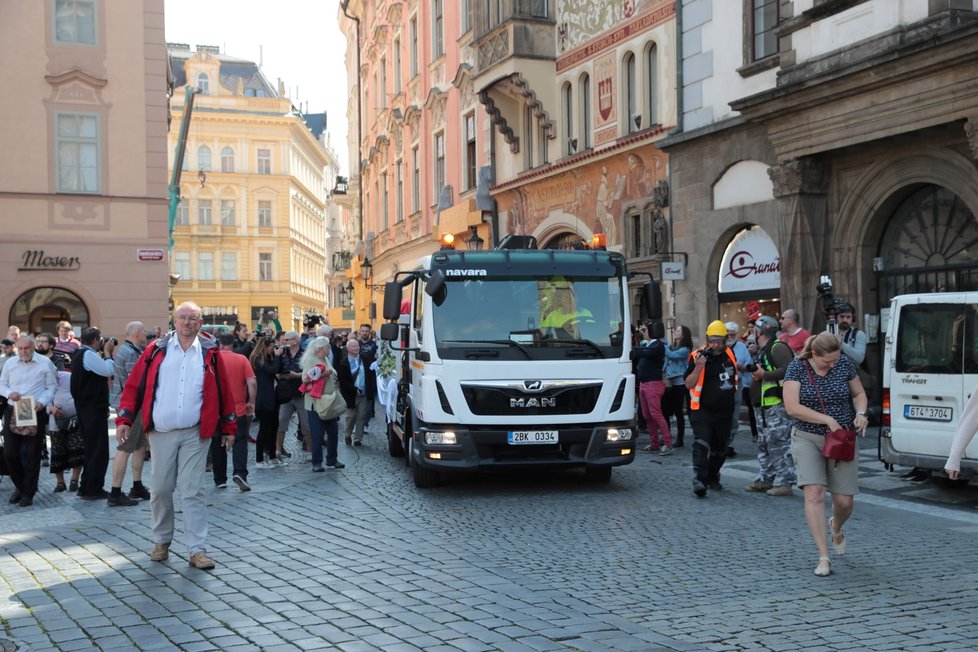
left=164, top=0, right=351, bottom=171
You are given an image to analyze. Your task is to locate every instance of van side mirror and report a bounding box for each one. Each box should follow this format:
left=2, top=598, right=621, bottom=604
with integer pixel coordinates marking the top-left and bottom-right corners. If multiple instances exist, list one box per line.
left=382, top=282, right=402, bottom=321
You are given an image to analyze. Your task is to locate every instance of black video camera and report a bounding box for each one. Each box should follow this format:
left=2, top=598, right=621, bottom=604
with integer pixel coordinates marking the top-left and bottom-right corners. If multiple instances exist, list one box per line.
left=302, top=313, right=322, bottom=330
left=816, top=275, right=847, bottom=320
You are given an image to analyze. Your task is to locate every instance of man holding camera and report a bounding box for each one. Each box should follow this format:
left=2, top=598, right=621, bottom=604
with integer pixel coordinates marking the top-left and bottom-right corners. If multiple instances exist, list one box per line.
left=745, top=316, right=797, bottom=496
left=685, top=320, right=739, bottom=498
left=71, top=327, right=116, bottom=500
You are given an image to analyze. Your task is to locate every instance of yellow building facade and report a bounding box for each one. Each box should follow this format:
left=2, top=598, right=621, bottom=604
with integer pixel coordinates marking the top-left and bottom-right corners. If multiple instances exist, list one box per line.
left=167, top=44, right=339, bottom=333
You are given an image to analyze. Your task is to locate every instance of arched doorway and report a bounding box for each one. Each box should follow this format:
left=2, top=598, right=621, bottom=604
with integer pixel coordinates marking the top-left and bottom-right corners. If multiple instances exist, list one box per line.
left=540, top=231, right=589, bottom=250
left=878, top=185, right=978, bottom=306
left=9, top=287, right=90, bottom=335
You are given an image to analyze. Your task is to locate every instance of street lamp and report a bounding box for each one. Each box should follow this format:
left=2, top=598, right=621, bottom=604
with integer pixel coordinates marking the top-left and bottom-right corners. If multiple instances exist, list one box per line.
left=338, top=283, right=348, bottom=308
left=361, top=256, right=372, bottom=282
left=466, top=226, right=485, bottom=251
left=345, top=280, right=355, bottom=308
left=197, top=169, right=207, bottom=187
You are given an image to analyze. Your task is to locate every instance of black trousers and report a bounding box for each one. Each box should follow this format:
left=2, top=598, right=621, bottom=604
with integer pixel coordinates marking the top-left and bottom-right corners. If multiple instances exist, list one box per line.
left=254, top=408, right=279, bottom=462
left=690, top=409, right=732, bottom=484
left=77, top=404, right=109, bottom=495
left=3, top=423, right=46, bottom=497
left=662, top=384, right=688, bottom=443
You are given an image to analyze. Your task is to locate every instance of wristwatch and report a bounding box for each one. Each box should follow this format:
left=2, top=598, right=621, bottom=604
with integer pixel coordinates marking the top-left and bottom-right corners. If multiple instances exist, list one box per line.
left=855, top=411, right=866, bottom=417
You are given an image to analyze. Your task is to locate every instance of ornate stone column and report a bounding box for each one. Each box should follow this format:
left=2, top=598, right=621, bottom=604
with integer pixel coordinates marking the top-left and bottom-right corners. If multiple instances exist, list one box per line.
left=768, top=157, right=828, bottom=331
left=965, top=115, right=978, bottom=160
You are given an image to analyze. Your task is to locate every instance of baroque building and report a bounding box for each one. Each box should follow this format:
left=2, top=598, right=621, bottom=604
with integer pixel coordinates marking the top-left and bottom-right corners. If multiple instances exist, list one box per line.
left=660, top=0, right=978, bottom=365
left=0, top=0, right=169, bottom=336
left=167, top=44, right=341, bottom=332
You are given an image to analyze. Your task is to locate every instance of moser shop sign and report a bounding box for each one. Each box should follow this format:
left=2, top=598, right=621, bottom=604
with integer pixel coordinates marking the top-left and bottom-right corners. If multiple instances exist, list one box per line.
left=18, top=250, right=80, bottom=271
left=718, top=226, right=780, bottom=293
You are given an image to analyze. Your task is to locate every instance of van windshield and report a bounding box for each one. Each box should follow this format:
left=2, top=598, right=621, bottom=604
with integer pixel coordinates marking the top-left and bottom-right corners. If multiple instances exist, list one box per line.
left=895, top=303, right=978, bottom=373
left=431, top=275, right=625, bottom=360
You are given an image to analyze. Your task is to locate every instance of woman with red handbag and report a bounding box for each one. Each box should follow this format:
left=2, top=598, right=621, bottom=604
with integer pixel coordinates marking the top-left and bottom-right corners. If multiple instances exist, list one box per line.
left=783, top=332, right=869, bottom=577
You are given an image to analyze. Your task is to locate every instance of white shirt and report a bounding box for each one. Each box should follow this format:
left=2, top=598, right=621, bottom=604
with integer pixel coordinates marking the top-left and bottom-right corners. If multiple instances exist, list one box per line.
left=0, top=352, right=58, bottom=407
left=152, top=336, right=204, bottom=432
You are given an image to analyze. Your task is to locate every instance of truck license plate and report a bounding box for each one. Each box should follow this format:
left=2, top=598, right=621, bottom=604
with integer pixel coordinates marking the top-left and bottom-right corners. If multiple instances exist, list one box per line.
left=904, top=405, right=952, bottom=422
left=508, top=430, right=558, bottom=445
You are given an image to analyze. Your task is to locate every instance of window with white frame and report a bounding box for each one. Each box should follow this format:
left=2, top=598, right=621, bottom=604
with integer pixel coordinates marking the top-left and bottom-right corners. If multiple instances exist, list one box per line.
left=581, top=73, right=592, bottom=149
left=221, top=252, right=237, bottom=280
left=464, top=112, right=477, bottom=190
left=411, top=145, right=420, bottom=213
left=382, top=171, right=390, bottom=230
left=624, top=52, right=637, bottom=133
left=56, top=113, right=99, bottom=193
left=198, top=199, right=212, bottom=225
left=396, top=161, right=404, bottom=222
left=197, top=145, right=211, bottom=171
left=196, top=73, right=209, bottom=95
left=257, top=148, right=271, bottom=174
left=221, top=146, right=234, bottom=172
left=174, top=252, right=191, bottom=280
left=220, top=199, right=236, bottom=226
left=259, top=252, right=272, bottom=281
left=646, top=43, right=658, bottom=125
left=379, top=56, right=387, bottom=109
left=258, top=200, right=272, bottom=227
left=751, top=0, right=780, bottom=61
left=487, top=0, right=501, bottom=28
left=393, top=38, right=402, bottom=93
left=563, top=82, right=574, bottom=155
left=198, top=252, right=214, bottom=280
left=175, top=198, right=189, bottom=225
left=434, top=132, right=445, bottom=197
left=54, top=0, right=96, bottom=45
left=461, top=0, right=472, bottom=33
left=433, top=0, right=444, bottom=58
left=410, top=17, right=419, bottom=77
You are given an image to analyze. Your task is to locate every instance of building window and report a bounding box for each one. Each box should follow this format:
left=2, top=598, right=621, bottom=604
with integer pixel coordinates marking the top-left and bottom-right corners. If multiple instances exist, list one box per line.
left=393, top=38, right=402, bottom=93
left=433, top=0, right=444, bottom=58
left=258, top=200, right=272, bottom=227
left=523, top=105, right=535, bottom=170
left=382, top=172, right=390, bottom=230
left=198, top=199, right=212, bottom=225
left=581, top=73, right=591, bottom=149
left=646, top=43, right=658, bottom=125
left=174, top=252, right=190, bottom=279
left=197, top=145, right=211, bottom=171
left=259, top=252, right=272, bottom=281
left=461, top=0, right=472, bottom=33
left=529, top=0, right=548, bottom=18
left=410, top=16, right=419, bottom=77
left=54, top=0, right=96, bottom=45
left=411, top=145, right=420, bottom=213
left=220, top=200, right=236, bottom=226
left=196, top=73, right=210, bottom=95
left=396, top=161, right=404, bottom=222
left=379, top=56, right=387, bottom=110
left=624, top=52, right=637, bottom=133
left=175, top=198, right=189, bottom=226
left=463, top=113, right=477, bottom=190
left=257, top=148, right=271, bottom=174
left=563, top=82, right=574, bottom=155
left=434, top=132, right=445, bottom=198
left=221, top=146, right=234, bottom=172
left=631, top=212, right=642, bottom=257
left=221, top=252, right=237, bottom=280
left=198, top=252, right=214, bottom=281
left=487, top=0, right=501, bottom=28
left=752, top=0, right=779, bottom=61
left=56, top=113, right=99, bottom=193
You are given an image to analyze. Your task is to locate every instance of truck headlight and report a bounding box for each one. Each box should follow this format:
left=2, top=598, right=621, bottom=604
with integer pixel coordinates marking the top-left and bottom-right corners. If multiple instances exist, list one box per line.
left=606, top=428, right=632, bottom=442
left=424, top=431, right=457, bottom=445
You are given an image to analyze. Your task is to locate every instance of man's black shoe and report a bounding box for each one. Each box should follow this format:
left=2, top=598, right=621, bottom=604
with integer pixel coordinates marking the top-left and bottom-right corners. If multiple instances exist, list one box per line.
left=693, top=481, right=707, bottom=498
left=707, top=481, right=724, bottom=491
left=129, top=485, right=151, bottom=500
left=725, top=447, right=737, bottom=458
left=108, top=493, right=139, bottom=507
left=79, top=489, right=109, bottom=500
left=19, top=495, right=33, bottom=507
left=325, top=461, right=345, bottom=469
left=8, top=490, right=23, bottom=504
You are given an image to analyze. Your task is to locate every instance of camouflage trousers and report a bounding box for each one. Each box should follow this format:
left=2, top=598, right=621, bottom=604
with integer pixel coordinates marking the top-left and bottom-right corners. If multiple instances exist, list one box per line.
left=755, top=403, right=797, bottom=486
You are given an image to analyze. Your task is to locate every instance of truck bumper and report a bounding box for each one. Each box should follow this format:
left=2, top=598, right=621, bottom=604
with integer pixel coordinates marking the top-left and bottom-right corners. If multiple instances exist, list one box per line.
left=413, top=424, right=636, bottom=472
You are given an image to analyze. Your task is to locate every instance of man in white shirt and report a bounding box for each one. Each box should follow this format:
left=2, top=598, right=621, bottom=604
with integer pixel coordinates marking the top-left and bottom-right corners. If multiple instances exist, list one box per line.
left=0, top=336, right=57, bottom=506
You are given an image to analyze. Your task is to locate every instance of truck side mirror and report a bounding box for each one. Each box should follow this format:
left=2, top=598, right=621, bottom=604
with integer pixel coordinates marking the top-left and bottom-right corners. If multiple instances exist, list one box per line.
left=425, top=269, right=447, bottom=306
left=379, top=322, right=399, bottom=341
left=382, top=281, right=402, bottom=321
left=644, top=281, right=662, bottom=320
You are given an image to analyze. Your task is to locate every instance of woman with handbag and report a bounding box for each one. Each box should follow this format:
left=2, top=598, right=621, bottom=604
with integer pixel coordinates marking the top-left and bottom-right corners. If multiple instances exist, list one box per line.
left=47, top=369, right=83, bottom=492
left=783, top=332, right=869, bottom=577
left=249, top=337, right=283, bottom=467
left=300, top=337, right=345, bottom=472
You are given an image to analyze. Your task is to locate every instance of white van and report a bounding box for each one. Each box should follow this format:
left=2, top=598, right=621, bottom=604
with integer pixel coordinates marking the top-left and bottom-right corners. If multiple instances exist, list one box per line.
left=880, top=292, right=978, bottom=478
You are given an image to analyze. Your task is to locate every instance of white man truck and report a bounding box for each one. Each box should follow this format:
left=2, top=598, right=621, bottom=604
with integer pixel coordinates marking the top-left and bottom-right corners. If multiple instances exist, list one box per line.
left=880, top=292, right=978, bottom=480
left=378, top=236, right=653, bottom=487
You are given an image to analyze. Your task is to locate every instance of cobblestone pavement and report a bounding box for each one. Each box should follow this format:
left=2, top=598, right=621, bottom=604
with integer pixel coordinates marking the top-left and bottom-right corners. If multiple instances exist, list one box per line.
left=2, top=414, right=978, bottom=651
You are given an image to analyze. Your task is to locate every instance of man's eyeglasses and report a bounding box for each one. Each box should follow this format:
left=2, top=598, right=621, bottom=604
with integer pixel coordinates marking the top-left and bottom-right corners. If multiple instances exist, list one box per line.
left=175, top=315, right=200, bottom=323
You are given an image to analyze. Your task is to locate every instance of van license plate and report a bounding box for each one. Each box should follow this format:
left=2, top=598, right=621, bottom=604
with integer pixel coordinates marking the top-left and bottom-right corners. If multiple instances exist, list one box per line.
left=904, top=405, right=952, bottom=421
left=508, top=430, right=558, bottom=444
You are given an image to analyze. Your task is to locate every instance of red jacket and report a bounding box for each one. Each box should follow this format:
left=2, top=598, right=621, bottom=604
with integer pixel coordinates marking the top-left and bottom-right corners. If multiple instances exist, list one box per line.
left=115, top=332, right=237, bottom=439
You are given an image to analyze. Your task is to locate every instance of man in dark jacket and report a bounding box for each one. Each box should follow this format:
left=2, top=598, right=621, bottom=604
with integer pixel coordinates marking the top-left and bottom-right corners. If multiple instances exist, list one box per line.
left=115, top=302, right=237, bottom=570
left=336, top=338, right=370, bottom=446
left=71, top=328, right=116, bottom=500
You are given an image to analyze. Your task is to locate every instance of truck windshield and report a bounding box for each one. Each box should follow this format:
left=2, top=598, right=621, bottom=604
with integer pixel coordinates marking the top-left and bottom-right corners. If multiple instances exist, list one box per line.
left=431, top=275, right=625, bottom=360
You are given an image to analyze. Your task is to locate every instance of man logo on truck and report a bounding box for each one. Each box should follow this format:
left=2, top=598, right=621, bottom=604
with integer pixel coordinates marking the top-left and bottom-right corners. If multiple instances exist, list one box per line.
left=510, top=397, right=557, bottom=408
left=524, top=380, right=544, bottom=392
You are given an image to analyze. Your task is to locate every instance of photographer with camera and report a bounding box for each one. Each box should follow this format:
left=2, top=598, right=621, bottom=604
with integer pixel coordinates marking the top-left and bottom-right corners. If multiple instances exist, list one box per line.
left=70, top=327, right=117, bottom=500
left=231, top=322, right=255, bottom=358
left=685, top=320, right=739, bottom=498
left=745, top=316, right=798, bottom=496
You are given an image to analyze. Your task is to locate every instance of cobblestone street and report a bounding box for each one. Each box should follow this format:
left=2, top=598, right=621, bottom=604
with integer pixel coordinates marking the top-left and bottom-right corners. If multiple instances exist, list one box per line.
left=2, top=415, right=977, bottom=651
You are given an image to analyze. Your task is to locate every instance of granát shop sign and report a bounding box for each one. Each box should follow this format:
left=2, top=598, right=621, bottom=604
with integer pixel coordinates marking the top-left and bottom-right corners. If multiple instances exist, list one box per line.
left=718, top=227, right=780, bottom=293
left=18, top=250, right=80, bottom=271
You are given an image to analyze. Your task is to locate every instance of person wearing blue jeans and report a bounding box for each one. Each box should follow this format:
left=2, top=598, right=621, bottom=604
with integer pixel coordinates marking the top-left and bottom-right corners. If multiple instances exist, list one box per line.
left=210, top=335, right=256, bottom=491
left=301, top=337, right=345, bottom=471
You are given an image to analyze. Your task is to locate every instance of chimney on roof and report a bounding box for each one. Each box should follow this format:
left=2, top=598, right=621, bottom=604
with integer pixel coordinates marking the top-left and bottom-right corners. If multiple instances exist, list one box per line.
left=196, top=44, right=220, bottom=54
left=167, top=42, right=191, bottom=50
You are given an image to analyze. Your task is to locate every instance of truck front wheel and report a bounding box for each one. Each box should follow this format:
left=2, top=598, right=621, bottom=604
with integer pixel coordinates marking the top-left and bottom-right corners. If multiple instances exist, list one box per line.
left=585, top=466, right=612, bottom=483
left=413, top=459, right=440, bottom=488
left=388, top=423, right=405, bottom=457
